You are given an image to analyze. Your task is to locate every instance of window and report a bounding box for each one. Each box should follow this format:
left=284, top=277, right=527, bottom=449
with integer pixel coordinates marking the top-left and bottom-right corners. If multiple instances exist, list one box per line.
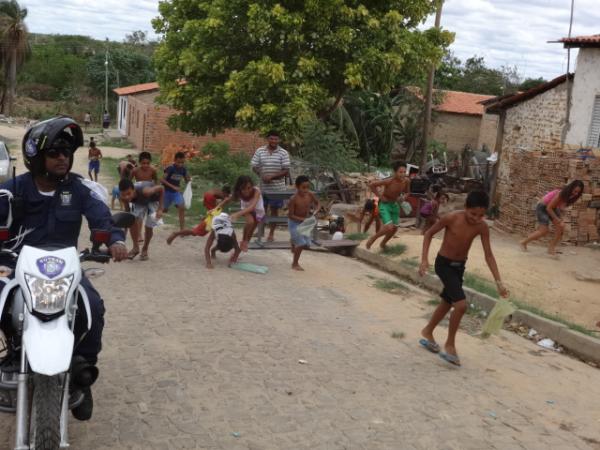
left=587, top=95, right=600, bottom=147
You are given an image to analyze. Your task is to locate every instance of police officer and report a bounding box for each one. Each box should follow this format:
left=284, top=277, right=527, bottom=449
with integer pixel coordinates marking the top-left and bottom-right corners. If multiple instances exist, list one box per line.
left=0, top=117, right=128, bottom=420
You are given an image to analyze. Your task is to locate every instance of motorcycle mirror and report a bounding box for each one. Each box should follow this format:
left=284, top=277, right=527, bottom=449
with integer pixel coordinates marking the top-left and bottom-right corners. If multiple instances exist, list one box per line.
left=111, top=212, right=136, bottom=229
left=91, top=229, right=111, bottom=245
left=0, top=228, right=9, bottom=242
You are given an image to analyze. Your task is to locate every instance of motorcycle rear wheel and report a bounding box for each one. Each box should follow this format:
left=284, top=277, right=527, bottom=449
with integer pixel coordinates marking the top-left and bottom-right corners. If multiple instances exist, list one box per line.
left=30, top=374, right=62, bottom=450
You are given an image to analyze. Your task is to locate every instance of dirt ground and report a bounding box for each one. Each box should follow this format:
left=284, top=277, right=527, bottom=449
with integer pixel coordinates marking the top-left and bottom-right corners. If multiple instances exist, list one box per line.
left=358, top=218, right=600, bottom=331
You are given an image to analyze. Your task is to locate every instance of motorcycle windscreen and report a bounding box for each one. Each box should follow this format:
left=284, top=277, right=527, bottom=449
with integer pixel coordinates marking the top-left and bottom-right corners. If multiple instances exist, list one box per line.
left=23, top=312, right=74, bottom=376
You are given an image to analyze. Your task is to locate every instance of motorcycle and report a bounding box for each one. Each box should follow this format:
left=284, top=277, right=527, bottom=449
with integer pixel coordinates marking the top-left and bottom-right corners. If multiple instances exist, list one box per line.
left=0, top=207, right=134, bottom=450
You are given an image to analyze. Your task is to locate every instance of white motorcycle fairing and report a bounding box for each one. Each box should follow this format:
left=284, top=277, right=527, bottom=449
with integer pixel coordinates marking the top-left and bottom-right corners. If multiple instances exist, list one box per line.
left=15, top=246, right=83, bottom=376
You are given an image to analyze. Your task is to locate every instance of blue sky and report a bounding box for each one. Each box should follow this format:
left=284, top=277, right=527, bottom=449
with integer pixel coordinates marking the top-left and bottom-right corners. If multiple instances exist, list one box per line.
left=22, top=0, right=600, bottom=80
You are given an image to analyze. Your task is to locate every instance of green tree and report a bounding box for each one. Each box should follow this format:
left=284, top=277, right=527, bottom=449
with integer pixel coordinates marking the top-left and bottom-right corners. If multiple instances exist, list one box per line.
left=0, top=0, right=30, bottom=114
left=86, top=47, right=155, bottom=95
left=152, top=0, right=453, bottom=139
left=519, top=77, right=547, bottom=91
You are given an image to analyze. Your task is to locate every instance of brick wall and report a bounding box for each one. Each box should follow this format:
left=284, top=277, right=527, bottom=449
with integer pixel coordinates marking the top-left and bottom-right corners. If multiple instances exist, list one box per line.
left=477, top=113, right=499, bottom=151
left=124, top=91, right=263, bottom=156
left=431, top=112, right=482, bottom=153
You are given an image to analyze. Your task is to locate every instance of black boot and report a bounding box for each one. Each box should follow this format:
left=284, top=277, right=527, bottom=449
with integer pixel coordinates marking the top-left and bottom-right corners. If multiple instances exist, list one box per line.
left=71, top=387, right=93, bottom=421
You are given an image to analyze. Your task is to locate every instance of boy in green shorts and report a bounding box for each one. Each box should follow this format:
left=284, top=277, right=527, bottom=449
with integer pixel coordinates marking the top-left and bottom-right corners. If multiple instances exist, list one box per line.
left=366, top=161, right=410, bottom=250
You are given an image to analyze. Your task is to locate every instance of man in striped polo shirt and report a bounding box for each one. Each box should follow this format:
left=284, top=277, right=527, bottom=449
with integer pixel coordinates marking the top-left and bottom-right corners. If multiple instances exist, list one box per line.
left=251, top=130, right=291, bottom=241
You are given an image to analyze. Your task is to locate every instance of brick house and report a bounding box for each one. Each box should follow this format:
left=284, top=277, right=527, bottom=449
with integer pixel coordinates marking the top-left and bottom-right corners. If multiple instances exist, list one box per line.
left=113, top=82, right=264, bottom=155
left=482, top=34, right=600, bottom=242
left=430, top=90, right=498, bottom=153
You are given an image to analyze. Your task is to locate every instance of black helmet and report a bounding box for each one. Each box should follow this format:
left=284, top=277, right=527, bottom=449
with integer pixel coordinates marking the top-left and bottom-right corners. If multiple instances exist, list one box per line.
left=22, top=117, right=83, bottom=175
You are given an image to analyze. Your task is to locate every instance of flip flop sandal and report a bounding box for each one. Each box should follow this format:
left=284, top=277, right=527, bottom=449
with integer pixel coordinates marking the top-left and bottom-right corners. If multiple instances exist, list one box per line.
left=139, top=253, right=149, bottom=261
left=127, top=250, right=140, bottom=260
left=419, top=339, right=440, bottom=354
left=439, top=352, right=461, bottom=367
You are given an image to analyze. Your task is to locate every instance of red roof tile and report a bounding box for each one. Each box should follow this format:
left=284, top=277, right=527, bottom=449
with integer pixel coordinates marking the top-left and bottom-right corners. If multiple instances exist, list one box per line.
left=113, top=82, right=159, bottom=96
left=559, top=34, right=600, bottom=48
left=434, top=90, right=495, bottom=116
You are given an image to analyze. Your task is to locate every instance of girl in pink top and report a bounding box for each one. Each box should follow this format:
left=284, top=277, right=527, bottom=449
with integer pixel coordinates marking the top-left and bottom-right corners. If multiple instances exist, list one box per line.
left=520, top=180, right=584, bottom=255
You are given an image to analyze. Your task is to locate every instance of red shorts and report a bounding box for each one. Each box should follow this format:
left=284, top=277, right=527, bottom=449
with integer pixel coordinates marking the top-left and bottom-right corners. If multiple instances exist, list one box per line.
left=192, top=220, right=209, bottom=236
left=203, top=192, right=217, bottom=210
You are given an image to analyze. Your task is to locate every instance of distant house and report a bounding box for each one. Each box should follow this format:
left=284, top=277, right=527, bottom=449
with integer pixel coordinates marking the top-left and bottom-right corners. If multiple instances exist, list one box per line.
left=113, top=82, right=263, bottom=154
left=482, top=34, right=600, bottom=242
left=430, top=90, right=497, bottom=153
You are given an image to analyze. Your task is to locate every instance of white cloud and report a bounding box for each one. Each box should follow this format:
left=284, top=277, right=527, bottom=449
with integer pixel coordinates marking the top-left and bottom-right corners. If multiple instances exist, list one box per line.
left=424, top=0, right=600, bottom=80
left=20, top=0, right=600, bottom=81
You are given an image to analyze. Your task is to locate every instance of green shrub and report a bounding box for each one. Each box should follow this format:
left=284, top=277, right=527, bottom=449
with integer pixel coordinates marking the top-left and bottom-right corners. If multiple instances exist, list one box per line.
left=187, top=141, right=256, bottom=187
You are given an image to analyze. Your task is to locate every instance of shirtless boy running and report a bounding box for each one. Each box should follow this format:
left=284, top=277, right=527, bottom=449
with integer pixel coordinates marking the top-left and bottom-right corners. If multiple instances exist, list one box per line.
left=132, top=151, right=158, bottom=183
left=418, top=191, right=508, bottom=366
left=366, top=161, right=410, bottom=250
left=288, top=175, right=321, bottom=271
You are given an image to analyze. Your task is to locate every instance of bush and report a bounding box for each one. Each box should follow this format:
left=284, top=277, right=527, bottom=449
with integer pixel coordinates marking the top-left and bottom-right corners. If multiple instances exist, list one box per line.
left=298, top=120, right=361, bottom=172
left=187, top=142, right=256, bottom=187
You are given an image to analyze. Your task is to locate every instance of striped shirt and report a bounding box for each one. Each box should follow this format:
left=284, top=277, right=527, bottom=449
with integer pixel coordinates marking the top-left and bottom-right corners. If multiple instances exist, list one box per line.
left=251, top=145, right=290, bottom=191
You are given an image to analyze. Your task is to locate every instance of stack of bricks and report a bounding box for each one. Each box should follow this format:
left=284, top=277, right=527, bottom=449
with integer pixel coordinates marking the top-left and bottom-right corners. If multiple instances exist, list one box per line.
left=496, top=148, right=600, bottom=244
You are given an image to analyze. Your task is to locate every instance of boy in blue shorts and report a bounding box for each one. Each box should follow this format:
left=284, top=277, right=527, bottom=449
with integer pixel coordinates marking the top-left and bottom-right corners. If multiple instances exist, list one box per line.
left=288, top=175, right=321, bottom=271
left=88, top=141, right=102, bottom=182
left=366, top=161, right=410, bottom=251
left=161, top=151, right=191, bottom=230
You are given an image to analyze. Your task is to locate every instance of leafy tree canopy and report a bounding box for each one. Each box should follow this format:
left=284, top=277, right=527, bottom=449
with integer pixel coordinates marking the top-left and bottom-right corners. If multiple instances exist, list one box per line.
left=152, top=0, right=453, bottom=139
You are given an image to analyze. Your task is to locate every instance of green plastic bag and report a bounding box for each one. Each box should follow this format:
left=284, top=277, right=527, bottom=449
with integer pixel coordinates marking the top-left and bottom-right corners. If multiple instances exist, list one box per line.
left=230, top=262, right=269, bottom=274
left=481, top=299, right=516, bottom=338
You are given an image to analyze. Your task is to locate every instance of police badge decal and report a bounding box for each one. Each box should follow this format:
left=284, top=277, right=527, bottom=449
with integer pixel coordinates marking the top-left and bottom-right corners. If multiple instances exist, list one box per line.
left=36, top=256, right=66, bottom=279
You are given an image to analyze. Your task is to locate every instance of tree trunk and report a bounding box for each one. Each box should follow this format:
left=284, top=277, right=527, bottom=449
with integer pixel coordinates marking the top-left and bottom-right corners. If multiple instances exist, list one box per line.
left=6, top=46, right=17, bottom=116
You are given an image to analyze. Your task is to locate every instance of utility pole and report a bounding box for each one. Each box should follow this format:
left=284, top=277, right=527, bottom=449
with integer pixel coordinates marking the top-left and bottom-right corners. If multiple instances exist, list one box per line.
left=561, top=0, right=575, bottom=144
left=420, top=0, right=444, bottom=173
left=104, top=38, right=109, bottom=115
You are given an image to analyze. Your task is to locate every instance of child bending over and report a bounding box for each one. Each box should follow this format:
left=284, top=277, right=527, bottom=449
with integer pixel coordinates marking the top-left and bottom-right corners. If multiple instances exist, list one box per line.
left=419, top=191, right=508, bottom=366
left=230, top=176, right=265, bottom=252
left=204, top=212, right=241, bottom=269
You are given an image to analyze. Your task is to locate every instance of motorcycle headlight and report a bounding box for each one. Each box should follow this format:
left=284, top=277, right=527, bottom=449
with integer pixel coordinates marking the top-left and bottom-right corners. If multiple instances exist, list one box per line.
left=24, top=274, right=74, bottom=315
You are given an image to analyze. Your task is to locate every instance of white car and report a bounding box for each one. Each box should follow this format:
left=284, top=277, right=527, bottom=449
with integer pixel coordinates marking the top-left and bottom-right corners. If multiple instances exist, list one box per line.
left=0, top=140, right=16, bottom=183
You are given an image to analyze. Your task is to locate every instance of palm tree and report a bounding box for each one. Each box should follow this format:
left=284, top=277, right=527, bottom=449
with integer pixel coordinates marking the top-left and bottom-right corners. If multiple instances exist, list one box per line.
left=0, top=0, right=29, bottom=115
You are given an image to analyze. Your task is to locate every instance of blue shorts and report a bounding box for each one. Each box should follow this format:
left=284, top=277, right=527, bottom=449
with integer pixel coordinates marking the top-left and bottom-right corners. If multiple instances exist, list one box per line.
left=88, top=160, right=100, bottom=173
left=288, top=219, right=311, bottom=247
left=263, top=194, right=284, bottom=210
left=112, top=186, right=119, bottom=198
left=164, top=190, right=185, bottom=209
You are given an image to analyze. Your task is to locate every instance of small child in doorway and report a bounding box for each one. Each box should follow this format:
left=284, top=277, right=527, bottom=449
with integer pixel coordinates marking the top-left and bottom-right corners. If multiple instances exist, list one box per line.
left=366, top=161, right=411, bottom=250
left=418, top=191, right=508, bottom=366
left=288, top=175, right=321, bottom=271
left=88, top=141, right=103, bottom=182
left=204, top=212, right=241, bottom=269
left=230, top=176, right=265, bottom=252
left=161, top=151, right=192, bottom=231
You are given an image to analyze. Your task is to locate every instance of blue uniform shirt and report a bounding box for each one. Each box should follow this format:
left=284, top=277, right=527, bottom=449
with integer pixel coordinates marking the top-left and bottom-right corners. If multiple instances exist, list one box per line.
left=0, top=173, right=125, bottom=252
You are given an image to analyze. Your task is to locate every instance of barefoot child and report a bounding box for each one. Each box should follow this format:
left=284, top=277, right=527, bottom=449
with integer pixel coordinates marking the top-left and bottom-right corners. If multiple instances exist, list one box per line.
left=161, top=151, right=191, bottom=231
left=119, top=179, right=164, bottom=261
left=204, top=212, right=241, bottom=269
left=132, top=151, right=158, bottom=183
left=88, top=141, right=103, bottom=182
left=520, top=180, right=584, bottom=256
left=166, top=188, right=231, bottom=244
left=230, top=176, right=265, bottom=252
left=366, top=161, right=410, bottom=250
left=420, top=191, right=449, bottom=234
left=288, top=175, right=321, bottom=271
left=419, top=191, right=508, bottom=366
left=359, top=197, right=382, bottom=233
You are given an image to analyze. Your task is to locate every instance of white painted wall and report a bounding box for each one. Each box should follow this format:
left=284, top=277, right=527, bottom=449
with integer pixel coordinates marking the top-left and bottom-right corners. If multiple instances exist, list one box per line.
left=566, top=48, right=600, bottom=146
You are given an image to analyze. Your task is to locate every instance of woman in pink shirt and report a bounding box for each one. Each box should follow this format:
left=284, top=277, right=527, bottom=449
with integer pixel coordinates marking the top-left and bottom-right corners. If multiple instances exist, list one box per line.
left=520, top=180, right=584, bottom=255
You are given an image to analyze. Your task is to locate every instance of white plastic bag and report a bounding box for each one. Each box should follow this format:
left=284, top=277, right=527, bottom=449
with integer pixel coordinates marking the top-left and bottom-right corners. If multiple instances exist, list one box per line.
left=297, top=216, right=317, bottom=237
left=183, top=181, right=193, bottom=210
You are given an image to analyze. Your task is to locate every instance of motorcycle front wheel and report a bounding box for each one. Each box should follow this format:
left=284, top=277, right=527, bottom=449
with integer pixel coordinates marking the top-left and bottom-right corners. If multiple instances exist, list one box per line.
left=30, top=374, right=62, bottom=450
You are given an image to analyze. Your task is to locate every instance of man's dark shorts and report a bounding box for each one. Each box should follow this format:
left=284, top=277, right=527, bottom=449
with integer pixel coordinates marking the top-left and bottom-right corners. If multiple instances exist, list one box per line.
left=435, top=254, right=466, bottom=304
left=263, top=194, right=284, bottom=210
left=536, top=203, right=560, bottom=226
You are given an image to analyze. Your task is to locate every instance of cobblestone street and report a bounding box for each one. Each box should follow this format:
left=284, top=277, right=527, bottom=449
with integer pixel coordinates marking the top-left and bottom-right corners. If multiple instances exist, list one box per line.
left=2, top=234, right=599, bottom=449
